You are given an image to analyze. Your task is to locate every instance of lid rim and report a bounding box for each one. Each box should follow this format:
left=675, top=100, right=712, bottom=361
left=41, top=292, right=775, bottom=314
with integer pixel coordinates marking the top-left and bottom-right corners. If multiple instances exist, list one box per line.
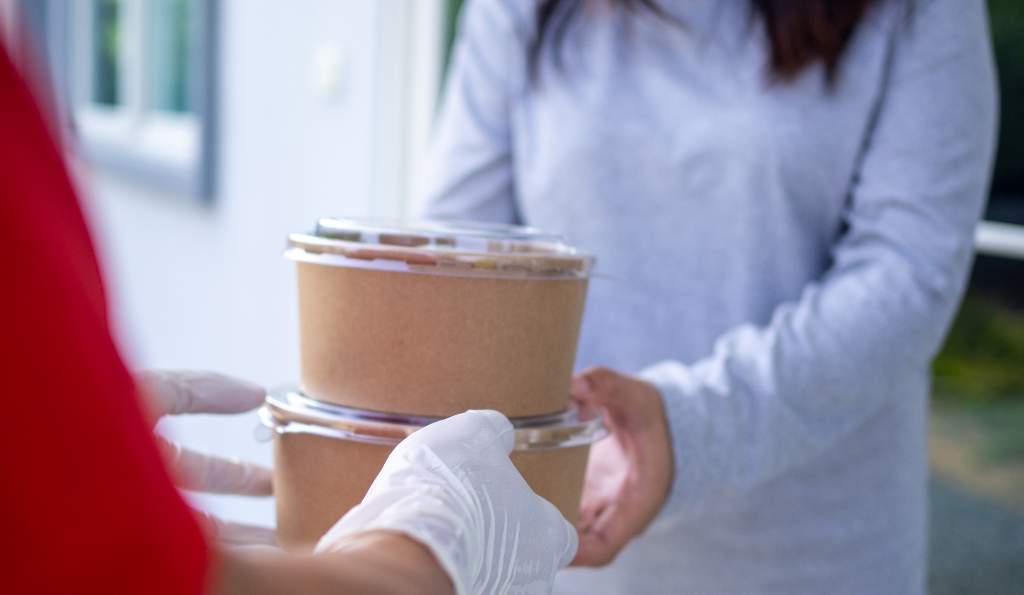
left=259, top=388, right=607, bottom=451
left=286, top=233, right=594, bottom=279
left=299, top=217, right=593, bottom=266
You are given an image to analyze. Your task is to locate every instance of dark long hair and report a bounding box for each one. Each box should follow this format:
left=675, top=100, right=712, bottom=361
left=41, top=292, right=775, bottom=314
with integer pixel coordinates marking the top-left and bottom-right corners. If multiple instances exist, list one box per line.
left=530, top=0, right=880, bottom=83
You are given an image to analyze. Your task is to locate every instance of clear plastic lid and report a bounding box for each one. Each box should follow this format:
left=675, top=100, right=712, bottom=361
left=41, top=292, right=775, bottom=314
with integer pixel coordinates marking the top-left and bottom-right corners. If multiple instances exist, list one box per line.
left=257, top=388, right=607, bottom=451
left=286, top=218, right=593, bottom=279
left=316, top=218, right=566, bottom=252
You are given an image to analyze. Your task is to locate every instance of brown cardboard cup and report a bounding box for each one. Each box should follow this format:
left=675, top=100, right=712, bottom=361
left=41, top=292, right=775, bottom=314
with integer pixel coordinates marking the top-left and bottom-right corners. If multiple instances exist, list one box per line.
left=287, top=219, right=593, bottom=418
left=273, top=433, right=590, bottom=551
left=260, top=390, right=603, bottom=551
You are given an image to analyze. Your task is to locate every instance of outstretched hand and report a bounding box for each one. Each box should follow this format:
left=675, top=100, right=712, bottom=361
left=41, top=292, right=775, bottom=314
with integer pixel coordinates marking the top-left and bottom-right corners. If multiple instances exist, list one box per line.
left=571, top=367, right=674, bottom=567
left=138, top=370, right=276, bottom=546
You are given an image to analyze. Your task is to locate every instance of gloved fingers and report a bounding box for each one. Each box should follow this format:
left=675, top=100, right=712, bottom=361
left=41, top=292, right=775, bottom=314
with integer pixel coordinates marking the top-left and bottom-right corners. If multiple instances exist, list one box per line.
left=399, top=409, right=516, bottom=459
left=159, top=437, right=273, bottom=495
left=540, top=498, right=580, bottom=569
left=562, top=520, right=580, bottom=568
left=138, top=370, right=267, bottom=418
left=196, top=509, right=278, bottom=547
left=217, top=522, right=278, bottom=547
left=319, top=409, right=573, bottom=595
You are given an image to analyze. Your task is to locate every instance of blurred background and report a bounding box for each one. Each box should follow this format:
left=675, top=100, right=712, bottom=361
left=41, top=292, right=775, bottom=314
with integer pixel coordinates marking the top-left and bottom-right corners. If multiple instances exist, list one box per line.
left=3, top=1, right=1022, bottom=592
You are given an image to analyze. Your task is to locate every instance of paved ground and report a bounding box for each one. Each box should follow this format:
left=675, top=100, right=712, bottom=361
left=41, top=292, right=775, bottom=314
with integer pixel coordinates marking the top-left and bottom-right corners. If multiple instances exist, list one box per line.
left=928, top=478, right=1024, bottom=594
left=928, top=404, right=1024, bottom=594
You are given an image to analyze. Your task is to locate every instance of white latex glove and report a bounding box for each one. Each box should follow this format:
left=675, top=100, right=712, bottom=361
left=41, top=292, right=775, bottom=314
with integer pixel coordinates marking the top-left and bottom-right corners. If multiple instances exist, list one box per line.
left=137, top=370, right=276, bottom=546
left=316, top=410, right=578, bottom=595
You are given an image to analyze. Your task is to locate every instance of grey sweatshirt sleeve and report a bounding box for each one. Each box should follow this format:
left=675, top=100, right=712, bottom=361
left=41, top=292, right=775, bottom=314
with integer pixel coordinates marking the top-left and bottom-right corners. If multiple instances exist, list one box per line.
left=641, top=0, right=998, bottom=518
left=413, top=0, right=528, bottom=223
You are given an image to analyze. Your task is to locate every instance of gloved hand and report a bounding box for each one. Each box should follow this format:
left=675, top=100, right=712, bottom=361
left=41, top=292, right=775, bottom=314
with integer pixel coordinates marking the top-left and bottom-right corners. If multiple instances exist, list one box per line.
left=316, top=410, right=578, bottom=595
left=137, top=370, right=275, bottom=546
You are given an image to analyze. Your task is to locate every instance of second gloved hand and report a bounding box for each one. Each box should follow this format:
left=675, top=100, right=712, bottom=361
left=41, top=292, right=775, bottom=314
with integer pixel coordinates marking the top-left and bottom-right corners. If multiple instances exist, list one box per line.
left=137, top=370, right=275, bottom=546
left=316, top=410, right=578, bottom=595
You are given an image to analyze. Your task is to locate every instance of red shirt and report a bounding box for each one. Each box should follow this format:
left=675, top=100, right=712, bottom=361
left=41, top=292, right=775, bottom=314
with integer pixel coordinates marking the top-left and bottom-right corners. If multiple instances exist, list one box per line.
left=0, top=46, right=209, bottom=593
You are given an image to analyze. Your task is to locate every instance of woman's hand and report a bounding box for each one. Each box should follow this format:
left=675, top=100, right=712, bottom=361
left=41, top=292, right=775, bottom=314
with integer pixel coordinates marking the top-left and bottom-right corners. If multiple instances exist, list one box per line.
left=571, top=367, right=674, bottom=567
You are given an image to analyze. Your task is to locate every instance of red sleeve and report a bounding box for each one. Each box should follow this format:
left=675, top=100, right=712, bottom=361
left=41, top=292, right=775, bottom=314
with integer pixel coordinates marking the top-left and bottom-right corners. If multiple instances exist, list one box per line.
left=0, top=46, right=210, bottom=594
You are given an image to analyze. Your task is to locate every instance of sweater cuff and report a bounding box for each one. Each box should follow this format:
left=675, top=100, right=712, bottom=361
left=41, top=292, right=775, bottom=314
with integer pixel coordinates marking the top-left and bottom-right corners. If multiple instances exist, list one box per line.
left=637, top=360, right=703, bottom=523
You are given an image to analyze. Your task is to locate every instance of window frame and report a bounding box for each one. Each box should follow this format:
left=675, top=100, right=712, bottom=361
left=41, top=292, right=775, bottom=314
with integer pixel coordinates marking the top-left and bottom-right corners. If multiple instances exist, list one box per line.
left=30, top=0, right=219, bottom=201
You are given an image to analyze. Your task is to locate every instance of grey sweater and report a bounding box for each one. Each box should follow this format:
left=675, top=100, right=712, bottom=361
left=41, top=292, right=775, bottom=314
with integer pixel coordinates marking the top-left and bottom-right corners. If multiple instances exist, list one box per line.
left=417, top=0, right=998, bottom=593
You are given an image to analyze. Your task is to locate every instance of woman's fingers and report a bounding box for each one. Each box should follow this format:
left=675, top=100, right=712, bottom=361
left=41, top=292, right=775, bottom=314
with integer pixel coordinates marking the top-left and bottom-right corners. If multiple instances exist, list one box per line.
left=574, top=494, right=648, bottom=566
left=138, top=370, right=267, bottom=418
left=572, top=448, right=657, bottom=567
left=577, top=441, right=618, bottom=532
left=572, top=367, right=634, bottom=429
left=573, top=461, right=667, bottom=567
left=571, top=367, right=617, bottom=404
left=195, top=509, right=278, bottom=547
left=158, top=437, right=273, bottom=496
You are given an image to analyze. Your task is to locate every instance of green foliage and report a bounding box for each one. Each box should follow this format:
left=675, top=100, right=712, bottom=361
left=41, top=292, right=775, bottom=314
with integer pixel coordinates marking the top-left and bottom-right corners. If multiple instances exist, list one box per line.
left=972, top=400, right=1024, bottom=461
left=988, top=0, right=1024, bottom=196
left=93, top=0, right=121, bottom=105
left=439, top=0, right=466, bottom=96
left=933, top=293, right=1024, bottom=404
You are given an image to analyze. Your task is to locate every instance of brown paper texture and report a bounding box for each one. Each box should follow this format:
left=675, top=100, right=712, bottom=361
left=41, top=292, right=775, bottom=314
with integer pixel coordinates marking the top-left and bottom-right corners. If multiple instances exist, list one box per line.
left=274, top=433, right=590, bottom=551
left=296, top=262, right=588, bottom=418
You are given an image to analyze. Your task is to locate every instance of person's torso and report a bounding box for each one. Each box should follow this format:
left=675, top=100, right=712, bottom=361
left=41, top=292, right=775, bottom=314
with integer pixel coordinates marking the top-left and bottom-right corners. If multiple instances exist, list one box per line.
left=504, top=1, right=927, bottom=592
left=513, top=1, right=898, bottom=368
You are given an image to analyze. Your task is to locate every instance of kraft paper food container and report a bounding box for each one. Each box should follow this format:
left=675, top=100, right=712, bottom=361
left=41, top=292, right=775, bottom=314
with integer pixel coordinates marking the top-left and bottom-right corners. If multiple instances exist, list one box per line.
left=286, top=218, right=593, bottom=418
left=259, top=389, right=606, bottom=551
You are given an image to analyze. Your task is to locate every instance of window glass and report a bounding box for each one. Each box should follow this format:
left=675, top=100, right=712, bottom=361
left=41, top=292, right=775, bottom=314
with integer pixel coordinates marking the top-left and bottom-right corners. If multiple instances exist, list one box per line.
left=145, top=0, right=192, bottom=113
left=91, top=0, right=121, bottom=106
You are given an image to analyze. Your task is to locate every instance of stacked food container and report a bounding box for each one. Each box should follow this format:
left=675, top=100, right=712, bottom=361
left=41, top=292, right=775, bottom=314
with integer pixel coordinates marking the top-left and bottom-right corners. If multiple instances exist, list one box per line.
left=261, top=218, right=602, bottom=550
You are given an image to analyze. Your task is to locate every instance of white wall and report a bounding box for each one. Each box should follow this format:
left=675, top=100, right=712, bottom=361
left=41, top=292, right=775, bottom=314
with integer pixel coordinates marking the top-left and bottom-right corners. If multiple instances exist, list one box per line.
left=78, top=0, right=443, bottom=529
